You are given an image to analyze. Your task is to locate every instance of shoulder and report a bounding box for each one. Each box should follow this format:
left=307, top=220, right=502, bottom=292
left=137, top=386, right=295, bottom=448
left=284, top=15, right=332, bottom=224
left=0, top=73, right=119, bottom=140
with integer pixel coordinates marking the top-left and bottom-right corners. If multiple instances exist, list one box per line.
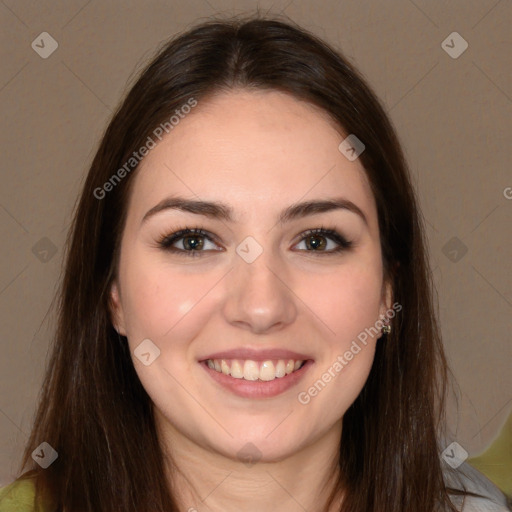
left=443, top=462, right=511, bottom=511
left=0, top=476, right=54, bottom=512
left=0, top=477, right=36, bottom=511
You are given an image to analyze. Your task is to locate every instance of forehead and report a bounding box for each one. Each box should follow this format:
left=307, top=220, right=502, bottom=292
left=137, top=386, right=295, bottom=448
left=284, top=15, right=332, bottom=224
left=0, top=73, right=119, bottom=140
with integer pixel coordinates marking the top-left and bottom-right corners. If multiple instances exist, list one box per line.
left=126, top=89, right=377, bottom=228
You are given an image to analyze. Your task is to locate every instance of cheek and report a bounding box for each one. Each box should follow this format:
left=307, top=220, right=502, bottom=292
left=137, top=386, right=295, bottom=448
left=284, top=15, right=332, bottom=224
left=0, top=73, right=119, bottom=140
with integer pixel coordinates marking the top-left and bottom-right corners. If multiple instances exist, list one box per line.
left=295, top=262, right=384, bottom=341
left=119, top=256, right=222, bottom=344
left=295, top=266, right=382, bottom=420
left=296, top=260, right=383, bottom=413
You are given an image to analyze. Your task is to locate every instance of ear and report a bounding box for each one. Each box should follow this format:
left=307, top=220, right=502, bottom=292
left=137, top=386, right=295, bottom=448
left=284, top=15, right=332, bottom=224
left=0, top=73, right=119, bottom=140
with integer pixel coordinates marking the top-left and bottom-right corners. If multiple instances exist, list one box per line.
left=377, top=278, right=394, bottom=339
left=379, top=278, right=393, bottom=317
left=109, top=280, right=127, bottom=336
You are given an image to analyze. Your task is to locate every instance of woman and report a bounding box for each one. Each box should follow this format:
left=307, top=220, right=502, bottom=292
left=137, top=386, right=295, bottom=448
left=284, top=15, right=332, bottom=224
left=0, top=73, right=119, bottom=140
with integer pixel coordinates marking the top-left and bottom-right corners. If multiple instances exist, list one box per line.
left=0, top=15, right=509, bottom=512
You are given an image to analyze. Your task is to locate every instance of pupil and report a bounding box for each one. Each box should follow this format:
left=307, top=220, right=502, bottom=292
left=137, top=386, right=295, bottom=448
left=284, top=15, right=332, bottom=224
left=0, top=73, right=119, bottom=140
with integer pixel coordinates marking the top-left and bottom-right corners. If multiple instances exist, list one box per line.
left=184, top=235, right=203, bottom=250
left=307, top=235, right=325, bottom=250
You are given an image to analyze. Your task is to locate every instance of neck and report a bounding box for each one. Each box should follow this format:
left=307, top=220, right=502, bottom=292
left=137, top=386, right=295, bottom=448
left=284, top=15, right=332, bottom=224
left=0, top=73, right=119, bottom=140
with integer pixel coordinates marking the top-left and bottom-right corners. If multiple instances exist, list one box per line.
left=157, top=416, right=345, bottom=512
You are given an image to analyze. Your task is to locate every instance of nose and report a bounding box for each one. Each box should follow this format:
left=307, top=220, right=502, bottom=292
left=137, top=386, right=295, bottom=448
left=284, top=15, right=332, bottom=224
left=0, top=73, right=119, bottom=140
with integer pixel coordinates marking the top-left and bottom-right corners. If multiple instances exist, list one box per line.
left=222, top=248, right=298, bottom=335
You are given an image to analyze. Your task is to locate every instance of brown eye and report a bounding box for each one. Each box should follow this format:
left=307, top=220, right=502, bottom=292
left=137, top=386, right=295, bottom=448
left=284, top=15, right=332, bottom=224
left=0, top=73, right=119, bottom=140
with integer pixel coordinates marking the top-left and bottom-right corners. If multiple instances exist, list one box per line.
left=180, top=234, right=205, bottom=251
left=158, top=228, right=221, bottom=257
left=294, top=228, right=352, bottom=254
left=304, top=234, right=327, bottom=250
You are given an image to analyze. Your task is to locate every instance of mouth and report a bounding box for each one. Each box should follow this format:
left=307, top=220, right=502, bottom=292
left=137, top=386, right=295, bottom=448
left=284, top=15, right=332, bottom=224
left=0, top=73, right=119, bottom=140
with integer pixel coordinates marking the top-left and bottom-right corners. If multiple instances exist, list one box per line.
left=205, top=358, right=307, bottom=381
left=199, top=357, right=314, bottom=399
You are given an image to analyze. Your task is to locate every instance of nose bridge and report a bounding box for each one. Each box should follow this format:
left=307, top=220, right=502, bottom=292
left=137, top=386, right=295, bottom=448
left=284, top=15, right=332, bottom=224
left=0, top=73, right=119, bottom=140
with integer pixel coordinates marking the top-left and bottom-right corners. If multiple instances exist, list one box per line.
left=222, top=237, right=297, bottom=333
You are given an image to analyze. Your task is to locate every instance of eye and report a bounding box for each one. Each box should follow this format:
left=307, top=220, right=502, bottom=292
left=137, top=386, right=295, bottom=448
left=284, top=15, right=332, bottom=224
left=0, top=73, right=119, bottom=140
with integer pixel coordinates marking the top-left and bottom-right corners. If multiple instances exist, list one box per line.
left=157, top=227, right=222, bottom=257
left=293, top=228, right=353, bottom=254
left=157, top=226, right=353, bottom=258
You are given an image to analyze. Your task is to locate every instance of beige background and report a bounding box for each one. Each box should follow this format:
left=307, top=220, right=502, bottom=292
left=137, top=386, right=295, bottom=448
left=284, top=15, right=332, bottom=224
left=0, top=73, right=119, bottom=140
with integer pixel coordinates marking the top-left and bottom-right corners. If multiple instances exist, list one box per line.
left=0, top=0, right=510, bottom=487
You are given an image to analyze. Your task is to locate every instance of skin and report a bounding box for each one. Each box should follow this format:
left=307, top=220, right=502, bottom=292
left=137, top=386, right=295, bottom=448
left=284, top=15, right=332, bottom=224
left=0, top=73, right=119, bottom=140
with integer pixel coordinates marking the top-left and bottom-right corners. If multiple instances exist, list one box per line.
left=109, top=89, right=392, bottom=511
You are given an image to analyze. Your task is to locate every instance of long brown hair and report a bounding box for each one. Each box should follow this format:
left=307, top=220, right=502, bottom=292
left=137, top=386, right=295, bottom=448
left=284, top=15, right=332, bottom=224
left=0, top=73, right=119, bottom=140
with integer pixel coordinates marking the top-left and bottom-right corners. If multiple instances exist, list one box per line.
left=14, top=14, right=481, bottom=512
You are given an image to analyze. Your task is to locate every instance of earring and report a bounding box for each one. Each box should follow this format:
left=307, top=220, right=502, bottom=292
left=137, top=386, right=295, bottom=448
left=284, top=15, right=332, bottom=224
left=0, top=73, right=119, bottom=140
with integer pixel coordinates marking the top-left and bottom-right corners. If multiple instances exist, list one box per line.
left=382, top=323, right=391, bottom=335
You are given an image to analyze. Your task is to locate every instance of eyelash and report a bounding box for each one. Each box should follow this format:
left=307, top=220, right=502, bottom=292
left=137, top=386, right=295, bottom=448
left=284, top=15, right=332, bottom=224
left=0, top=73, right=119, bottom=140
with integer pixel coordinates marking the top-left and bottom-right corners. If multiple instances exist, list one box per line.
left=156, top=225, right=353, bottom=258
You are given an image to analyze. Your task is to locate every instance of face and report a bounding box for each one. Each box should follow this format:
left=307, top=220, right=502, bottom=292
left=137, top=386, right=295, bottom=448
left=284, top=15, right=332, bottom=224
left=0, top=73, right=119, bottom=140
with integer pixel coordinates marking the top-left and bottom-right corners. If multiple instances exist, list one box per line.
left=109, top=89, right=391, bottom=464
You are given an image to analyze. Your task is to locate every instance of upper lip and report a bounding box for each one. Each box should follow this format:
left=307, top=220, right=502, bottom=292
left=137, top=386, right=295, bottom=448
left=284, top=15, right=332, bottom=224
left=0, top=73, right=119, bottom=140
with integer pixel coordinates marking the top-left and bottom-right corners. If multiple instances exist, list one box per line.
left=199, top=348, right=314, bottom=362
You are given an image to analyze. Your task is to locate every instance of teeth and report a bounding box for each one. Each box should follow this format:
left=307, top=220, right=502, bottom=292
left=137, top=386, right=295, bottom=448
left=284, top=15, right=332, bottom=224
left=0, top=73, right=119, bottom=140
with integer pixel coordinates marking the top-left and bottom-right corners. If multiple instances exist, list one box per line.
left=275, top=360, right=286, bottom=378
left=206, top=358, right=306, bottom=381
left=231, top=360, right=244, bottom=379
left=221, top=360, right=230, bottom=375
left=243, top=360, right=259, bottom=381
left=260, top=361, right=277, bottom=381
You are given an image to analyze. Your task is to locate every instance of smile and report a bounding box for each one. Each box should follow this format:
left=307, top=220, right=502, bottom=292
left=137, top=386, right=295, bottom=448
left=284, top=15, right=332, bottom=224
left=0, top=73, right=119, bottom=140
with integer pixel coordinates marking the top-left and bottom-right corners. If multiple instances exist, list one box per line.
left=200, top=358, right=314, bottom=399
left=206, top=358, right=306, bottom=381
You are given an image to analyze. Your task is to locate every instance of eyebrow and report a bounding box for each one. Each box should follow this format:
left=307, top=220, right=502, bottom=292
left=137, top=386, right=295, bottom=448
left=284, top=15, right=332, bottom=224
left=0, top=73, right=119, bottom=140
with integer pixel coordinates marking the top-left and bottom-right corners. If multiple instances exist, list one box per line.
left=141, top=195, right=368, bottom=226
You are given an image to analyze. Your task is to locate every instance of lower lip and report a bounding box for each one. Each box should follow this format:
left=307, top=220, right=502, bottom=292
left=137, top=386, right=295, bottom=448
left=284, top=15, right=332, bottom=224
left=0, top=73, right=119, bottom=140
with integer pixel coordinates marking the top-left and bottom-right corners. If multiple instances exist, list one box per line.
left=199, top=360, right=314, bottom=399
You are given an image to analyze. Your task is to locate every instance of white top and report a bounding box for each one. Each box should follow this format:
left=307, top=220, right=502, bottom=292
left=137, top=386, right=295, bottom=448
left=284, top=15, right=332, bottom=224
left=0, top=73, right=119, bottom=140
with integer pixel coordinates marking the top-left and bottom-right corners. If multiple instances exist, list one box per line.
left=443, top=462, right=511, bottom=511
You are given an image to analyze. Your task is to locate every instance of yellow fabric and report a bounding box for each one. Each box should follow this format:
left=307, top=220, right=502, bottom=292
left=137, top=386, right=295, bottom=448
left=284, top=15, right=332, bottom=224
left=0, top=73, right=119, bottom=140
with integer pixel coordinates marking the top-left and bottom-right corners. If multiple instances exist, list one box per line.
left=468, top=411, right=512, bottom=497
left=0, top=478, right=36, bottom=512
left=0, top=478, right=51, bottom=512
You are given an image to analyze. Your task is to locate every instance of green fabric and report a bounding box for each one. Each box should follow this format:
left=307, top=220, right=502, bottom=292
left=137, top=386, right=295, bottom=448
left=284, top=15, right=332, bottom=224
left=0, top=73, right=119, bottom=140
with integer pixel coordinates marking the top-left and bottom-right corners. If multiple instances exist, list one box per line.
left=0, top=478, right=36, bottom=511
left=468, top=411, right=512, bottom=497
left=0, top=478, right=51, bottom=512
